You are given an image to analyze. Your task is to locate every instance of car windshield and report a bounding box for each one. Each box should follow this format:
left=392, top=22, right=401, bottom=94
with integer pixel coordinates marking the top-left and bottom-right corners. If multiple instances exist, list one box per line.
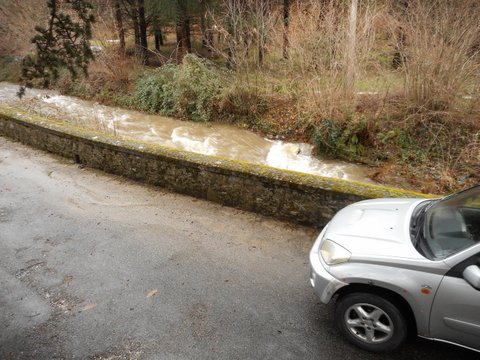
left=421, top=186, right=480, bottom=259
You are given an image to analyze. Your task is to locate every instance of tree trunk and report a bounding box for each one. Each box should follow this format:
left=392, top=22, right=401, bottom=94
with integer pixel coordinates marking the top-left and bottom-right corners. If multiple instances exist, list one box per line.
left=257, top=1, right=269, bottom=67
left=201, top=12, right=207, bottom=48
left=227, top=47, right=234, bottom=69
left=159, top=29, right=164, bottom=46
left=131, top=3, right=140, bottom=55
left=392, top=30, right=406, bottom=69
left=345, top=0, right=357, bottom=94
left=392, top=0, right=409, bottom=69
left=185, top=16, right=192, bottom=53
left=282, top=0, right=290, bottom=59
left=258, top=43, right=263, bottom=66
left=137, top=0, right=148, bottom=63
left=176, top=15, right=191, bottom=62
left=199, top=0, right=213, bottom=53
left=113, top=0, right=125, bottom=55
left=176, top=17, right=185, bottom=63
left=154, top=24, right=164, bottom=51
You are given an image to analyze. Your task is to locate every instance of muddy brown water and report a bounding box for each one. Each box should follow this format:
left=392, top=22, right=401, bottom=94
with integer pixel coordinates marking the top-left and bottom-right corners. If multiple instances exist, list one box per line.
left=0, top=82, right=373, bottom=183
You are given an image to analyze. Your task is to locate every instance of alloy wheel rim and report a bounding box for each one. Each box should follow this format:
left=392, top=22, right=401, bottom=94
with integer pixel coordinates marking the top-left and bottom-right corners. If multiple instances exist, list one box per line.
left=344, top=302, right=394, bottom=344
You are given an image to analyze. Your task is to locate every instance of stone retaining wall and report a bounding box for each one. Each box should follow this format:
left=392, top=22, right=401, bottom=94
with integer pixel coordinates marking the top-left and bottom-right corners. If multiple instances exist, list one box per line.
left=0, top=106, right=431, bottom=227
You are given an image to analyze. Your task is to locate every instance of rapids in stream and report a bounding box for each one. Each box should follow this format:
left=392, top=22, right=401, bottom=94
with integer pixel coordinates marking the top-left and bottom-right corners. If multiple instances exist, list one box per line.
left=0, top=82, right=373, bottom=183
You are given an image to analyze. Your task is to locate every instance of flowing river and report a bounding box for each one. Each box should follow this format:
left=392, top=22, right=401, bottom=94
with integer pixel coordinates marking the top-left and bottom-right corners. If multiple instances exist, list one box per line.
left=0, top=82, right=373, bottom=183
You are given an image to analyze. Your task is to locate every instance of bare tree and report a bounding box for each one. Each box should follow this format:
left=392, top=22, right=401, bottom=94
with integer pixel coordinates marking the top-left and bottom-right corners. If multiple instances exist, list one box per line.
left=390, top=0, right=409, bottom=68
left=113, top=0, right=126, bottom=54
left=124, top=0, right=148, bottom=63
left=153, top=19, right=164, bottom=51
left=283, top=0, right=290, bottom=59
left=253, top=0, right=273, bottom=66
left=345, top=0, right=357, bottom=94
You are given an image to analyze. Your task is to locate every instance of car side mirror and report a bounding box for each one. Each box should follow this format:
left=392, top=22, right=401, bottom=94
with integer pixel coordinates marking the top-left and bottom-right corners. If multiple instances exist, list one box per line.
left=463, top=265, right=480, bottom=290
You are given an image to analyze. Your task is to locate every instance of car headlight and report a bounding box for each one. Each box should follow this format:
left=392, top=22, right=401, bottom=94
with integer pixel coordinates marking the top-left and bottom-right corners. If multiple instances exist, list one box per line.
left=320, top=239, right=351, bottom=265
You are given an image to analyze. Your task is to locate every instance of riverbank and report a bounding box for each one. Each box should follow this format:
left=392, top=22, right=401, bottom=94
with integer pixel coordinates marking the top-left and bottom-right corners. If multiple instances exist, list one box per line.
left=2, top=49, right=478, bottom=194
left=1, top=1, right=479, bottom=193
left=63, top=54, right=480, bottom=193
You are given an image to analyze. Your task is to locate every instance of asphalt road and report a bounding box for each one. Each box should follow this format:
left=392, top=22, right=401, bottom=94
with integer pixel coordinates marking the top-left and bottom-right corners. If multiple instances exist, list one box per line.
left=0, top=137, right=478, bottom=360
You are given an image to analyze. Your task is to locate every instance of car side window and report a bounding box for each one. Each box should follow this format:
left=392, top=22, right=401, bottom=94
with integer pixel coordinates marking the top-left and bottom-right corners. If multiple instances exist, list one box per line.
left=446, top=252, right=480, bottom=279
left=460, top=201, right=480, bottom=240
left=424, top=187, right=480, bottom=259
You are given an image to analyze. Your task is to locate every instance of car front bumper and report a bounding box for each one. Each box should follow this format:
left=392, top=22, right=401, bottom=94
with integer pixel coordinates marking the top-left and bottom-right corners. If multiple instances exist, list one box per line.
left=309, top=230, right=348, bottom=304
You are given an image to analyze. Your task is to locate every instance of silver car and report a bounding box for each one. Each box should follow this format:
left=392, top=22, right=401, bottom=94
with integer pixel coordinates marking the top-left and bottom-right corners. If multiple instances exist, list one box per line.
left=309, top=185, right=480, bottom=353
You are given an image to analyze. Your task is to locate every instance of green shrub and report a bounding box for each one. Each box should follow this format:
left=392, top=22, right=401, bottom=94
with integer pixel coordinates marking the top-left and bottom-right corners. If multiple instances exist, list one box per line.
left=312, top=118, right=373, bottom=160
left=175, top=54, right=224, bottom=122
left=133, top=54, right=224, bottom=122
left=134, top=64, right=177, bottom=115
left=68, top=82, right=93, bottom=98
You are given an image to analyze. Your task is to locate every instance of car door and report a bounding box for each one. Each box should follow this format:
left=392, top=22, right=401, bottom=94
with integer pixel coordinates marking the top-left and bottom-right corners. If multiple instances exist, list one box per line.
left=429, top=251, right=480, bottom=351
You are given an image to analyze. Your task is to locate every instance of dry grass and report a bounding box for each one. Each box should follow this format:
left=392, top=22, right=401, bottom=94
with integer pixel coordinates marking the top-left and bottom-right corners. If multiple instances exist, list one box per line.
left=5, top=0, right=478, bottom=192
left=391, top=0, right=480, bottom=112
left=0, top=1, right=48, bottom=56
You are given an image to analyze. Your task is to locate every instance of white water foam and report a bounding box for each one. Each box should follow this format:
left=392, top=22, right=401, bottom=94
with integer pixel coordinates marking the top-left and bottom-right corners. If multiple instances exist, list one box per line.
left=266, top=141, right=348, bottom=179
left=42, top=95, right=82, bottom=112
left=170, top=127, right=217, bottom=156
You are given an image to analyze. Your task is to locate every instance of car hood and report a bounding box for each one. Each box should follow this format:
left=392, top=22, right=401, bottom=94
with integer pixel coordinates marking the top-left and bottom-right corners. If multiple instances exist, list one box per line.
left=325, top=198, right=429, bottom=260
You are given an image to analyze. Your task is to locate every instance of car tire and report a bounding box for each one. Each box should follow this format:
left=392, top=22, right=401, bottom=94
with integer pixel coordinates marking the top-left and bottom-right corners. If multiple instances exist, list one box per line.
left=335, top=292, right=408, bottom=352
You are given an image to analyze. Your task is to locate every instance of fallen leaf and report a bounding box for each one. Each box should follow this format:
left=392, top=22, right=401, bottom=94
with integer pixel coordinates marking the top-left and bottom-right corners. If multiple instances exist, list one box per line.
left=146, top=289, right=158, bottom=298
left=83, top=303, right=97, bottom=311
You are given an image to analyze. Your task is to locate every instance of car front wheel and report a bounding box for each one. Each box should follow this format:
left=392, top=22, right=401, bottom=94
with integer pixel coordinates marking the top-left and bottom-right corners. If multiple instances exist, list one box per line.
left=335, top=292, right=408, bottom=352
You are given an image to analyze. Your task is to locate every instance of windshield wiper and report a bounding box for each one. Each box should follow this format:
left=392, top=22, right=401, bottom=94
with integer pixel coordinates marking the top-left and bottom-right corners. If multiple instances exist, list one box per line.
left=410, top=200, right=438, bottom=259
left=411, top=218, right=424, bottom=249
left=410, top=201, right=434, bottom=247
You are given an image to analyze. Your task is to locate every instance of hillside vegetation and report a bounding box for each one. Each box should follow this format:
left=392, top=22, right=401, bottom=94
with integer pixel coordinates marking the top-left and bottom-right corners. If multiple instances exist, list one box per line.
left=1, top=0, right=479, bottom=193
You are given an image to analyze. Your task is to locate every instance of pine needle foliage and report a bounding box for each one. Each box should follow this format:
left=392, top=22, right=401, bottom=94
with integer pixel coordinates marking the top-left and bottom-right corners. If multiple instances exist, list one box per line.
left=18, top=0, right=95, bottom=97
